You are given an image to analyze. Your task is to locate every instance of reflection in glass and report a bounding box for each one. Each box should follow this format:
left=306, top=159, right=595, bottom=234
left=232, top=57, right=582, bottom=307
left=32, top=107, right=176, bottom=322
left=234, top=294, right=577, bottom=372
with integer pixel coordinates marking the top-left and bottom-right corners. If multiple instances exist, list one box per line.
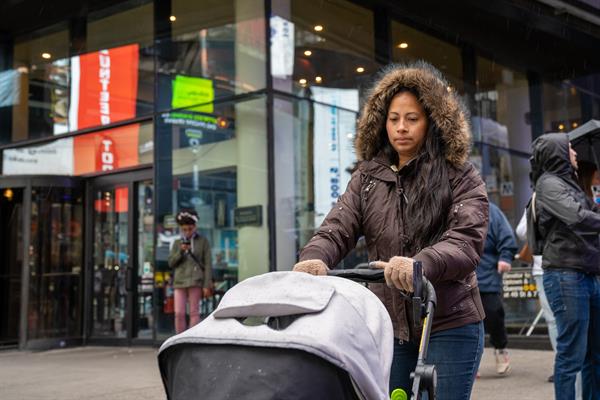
left=28, top=187, right=83, bottom=340
left=474, top=57, right=531, bottom=153
left=2, top=121, right=153, bottom=176
left=2, top=1, right=155, bottom=145
left=137, top=180, right=154, bottom=339
left=156, top=0, right=265, bottom=111
left=273, top=97, right=365, bottom=270
left=155, top=96, right=268, bottom=338
left=391, top=21, right=463, bottom=92
left=272, top=0, right=377, bottom=97
left=92, top=186, right=129, bottom=338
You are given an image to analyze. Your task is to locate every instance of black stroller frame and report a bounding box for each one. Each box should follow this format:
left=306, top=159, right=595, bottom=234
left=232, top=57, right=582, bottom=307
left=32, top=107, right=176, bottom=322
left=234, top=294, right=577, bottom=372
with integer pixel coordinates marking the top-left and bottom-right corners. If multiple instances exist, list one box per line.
left=328, top=261, right=438, bottom=400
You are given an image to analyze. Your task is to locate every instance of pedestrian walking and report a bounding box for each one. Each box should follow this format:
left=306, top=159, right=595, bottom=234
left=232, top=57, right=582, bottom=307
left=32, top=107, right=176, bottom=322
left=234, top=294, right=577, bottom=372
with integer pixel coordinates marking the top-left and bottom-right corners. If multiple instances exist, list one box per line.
left=476, top=202, right=517, bottom=375
left=293, top=61, right=489, bottom=400
left=528, top=133, right=600, bottom=400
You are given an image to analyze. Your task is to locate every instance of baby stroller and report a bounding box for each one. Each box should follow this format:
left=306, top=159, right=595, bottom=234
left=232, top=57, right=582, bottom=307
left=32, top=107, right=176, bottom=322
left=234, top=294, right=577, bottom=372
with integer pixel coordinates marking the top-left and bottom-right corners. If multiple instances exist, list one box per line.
left=158, top=262, right=437, bottom=400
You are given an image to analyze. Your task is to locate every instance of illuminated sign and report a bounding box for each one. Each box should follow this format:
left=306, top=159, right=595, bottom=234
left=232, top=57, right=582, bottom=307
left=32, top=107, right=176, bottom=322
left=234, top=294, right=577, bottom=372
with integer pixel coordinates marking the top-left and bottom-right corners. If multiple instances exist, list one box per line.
left=69, top=44, right=140, bottom=131
left=171, top=75, right=214, bottom=113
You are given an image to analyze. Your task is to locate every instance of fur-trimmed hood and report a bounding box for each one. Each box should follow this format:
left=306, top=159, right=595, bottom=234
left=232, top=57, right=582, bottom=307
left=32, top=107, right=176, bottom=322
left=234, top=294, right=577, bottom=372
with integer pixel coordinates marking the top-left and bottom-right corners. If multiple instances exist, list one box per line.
left=355, top=61, right=472, bottom=167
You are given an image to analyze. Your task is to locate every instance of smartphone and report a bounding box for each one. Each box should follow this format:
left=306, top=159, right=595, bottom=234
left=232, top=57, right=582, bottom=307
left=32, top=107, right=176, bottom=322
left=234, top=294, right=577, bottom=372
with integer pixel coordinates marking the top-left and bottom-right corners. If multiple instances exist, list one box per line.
left=592, top=185, right=600, bottom=204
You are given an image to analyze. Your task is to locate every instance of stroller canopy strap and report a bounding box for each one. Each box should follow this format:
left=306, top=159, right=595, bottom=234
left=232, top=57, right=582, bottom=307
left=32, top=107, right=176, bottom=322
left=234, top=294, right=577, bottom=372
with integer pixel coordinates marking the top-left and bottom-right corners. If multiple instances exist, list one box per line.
left=213, top=271, right=335, bottom=319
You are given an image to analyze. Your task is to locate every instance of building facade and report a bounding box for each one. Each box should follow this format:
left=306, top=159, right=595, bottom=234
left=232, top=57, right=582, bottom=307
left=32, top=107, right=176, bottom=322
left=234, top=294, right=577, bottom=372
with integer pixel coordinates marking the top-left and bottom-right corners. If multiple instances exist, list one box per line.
left=1, top=0, right=600, bottom=349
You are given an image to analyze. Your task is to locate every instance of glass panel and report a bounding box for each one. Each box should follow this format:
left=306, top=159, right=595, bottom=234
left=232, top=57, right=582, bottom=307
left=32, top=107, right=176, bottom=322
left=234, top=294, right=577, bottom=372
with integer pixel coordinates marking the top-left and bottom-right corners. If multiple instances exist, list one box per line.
left=471, top=144, right=530, bottom=226
left=155, top=96, right=268, bottom=339
left=0, top=188, right=23, bottom=345
left=2, top=2, right=154, bottom=144
left=28, top=186, right=83, bottom=340
left=2, top=121, right=153, bottom=176
left=274, top=96, right=365, bottom=270
left=542, top=80, right=583, bottom=133
left=271, top=0, right=377, bottom=96
left=137, top=180, right=154, bottom=339
left=391, top=21, right=463, bottom=92
left=474, top=57, right=531, bottom=153
left=92, top=185, right=129, bottom=338
left=10, top=28, right=70, bottom=142
left=156, top=0, right=265, bottom=111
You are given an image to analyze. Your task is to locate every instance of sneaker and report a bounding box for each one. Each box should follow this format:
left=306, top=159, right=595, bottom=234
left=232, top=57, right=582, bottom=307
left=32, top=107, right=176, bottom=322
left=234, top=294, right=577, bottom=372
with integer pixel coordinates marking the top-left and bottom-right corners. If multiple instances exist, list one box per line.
left=495, top=349, right=511, bottom=375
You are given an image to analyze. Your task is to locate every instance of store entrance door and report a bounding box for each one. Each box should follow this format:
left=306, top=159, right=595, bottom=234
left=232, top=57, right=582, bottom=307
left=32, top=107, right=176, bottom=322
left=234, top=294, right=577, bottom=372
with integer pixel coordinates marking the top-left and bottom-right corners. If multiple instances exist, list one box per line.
left=87, top=169, right=154, bottom=343
left=0, top=186, right=23, bottom=347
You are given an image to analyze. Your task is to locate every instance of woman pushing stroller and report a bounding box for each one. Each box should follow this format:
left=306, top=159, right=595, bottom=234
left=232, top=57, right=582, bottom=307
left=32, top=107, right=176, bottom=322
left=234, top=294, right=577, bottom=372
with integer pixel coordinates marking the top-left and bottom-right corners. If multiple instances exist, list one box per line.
left=294, top=62, right=489, bottom=399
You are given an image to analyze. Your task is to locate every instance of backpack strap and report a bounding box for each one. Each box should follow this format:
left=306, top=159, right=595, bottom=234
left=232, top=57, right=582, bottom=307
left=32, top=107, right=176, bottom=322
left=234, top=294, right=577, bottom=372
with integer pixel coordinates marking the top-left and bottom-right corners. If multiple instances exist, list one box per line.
left=531, top=192, right=537, bottom=223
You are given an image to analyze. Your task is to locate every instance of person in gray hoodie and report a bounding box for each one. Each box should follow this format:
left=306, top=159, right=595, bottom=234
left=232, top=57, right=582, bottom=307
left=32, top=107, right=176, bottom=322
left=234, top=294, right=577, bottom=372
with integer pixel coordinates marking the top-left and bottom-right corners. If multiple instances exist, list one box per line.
left=529, top=133, right=600, bottom=400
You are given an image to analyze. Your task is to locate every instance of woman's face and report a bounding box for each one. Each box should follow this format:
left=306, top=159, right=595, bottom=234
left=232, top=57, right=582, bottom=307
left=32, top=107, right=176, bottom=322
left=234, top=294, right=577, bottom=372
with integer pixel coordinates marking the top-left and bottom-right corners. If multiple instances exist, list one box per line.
left=386, top=91, right=428, bottom=165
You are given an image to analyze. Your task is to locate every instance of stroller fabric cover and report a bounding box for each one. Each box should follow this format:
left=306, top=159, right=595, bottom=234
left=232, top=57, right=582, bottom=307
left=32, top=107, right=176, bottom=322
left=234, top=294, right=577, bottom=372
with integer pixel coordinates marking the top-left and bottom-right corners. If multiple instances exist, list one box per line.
left=158, top=271, right=394, bottom=400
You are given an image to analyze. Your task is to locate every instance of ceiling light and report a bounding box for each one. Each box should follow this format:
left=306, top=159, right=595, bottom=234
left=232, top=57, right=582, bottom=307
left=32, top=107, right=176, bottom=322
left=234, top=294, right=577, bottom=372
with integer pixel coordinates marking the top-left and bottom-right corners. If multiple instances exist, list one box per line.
left=304, top=50, right=312, bottom=56
left=398, top=42, right=408, bottom=49
left=41, top=52, right=51, bottom=59
left=3, top=188, right=13, bottom=201
left=572, top=122, right=578, bottom=128
left=356, top=67, right=365, bottom=73
left=314, top=25, right=324, bottom=32
left=315, top=76, right=322, bottom=83
left=558, top=123, right=565, bottom=130
left=299, top=78, right=307, bottom=85
left=169, top=15, right=176, bottom=22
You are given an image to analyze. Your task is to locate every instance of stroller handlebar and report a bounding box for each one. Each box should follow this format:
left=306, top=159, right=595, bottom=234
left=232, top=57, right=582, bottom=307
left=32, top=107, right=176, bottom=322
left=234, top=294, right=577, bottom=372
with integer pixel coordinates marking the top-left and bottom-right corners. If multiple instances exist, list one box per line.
left=326, top=263, right=437, bottom=308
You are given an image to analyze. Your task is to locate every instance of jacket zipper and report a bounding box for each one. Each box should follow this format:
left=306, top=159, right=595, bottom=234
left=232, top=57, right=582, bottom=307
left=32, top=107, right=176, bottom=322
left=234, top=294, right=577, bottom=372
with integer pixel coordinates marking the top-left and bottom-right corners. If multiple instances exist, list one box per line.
left=397, top=174, right=407, bottom=256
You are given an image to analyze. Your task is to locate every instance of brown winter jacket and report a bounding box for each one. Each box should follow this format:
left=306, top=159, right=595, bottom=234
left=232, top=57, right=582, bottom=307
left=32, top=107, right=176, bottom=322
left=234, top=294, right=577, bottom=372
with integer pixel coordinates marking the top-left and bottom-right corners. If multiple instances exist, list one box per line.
left=299, top=62, right=489, bottom=341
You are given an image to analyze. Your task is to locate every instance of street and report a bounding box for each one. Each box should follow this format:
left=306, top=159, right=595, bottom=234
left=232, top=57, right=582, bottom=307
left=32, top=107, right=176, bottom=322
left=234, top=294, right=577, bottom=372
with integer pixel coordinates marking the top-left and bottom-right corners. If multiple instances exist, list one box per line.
left=0, top=345, right=554, bottom=399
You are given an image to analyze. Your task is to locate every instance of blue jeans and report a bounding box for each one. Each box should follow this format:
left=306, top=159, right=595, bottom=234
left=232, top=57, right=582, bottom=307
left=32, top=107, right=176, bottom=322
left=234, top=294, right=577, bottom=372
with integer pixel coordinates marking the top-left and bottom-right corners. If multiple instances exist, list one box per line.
left=544, top=270, right=600, bottom=400
left=389, top=321, right=484, bottom=400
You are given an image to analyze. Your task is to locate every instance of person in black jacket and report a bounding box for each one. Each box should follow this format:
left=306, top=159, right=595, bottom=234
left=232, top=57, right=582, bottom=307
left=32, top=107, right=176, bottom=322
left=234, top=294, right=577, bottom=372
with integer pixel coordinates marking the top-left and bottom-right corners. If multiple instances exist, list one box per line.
left=530, top=133, right=600, bottom=400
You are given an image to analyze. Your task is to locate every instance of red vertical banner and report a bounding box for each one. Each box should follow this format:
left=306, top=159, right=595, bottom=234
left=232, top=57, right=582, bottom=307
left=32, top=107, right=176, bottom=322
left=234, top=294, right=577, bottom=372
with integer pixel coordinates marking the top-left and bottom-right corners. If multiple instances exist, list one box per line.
left=76, top=44, right=139, bottom=130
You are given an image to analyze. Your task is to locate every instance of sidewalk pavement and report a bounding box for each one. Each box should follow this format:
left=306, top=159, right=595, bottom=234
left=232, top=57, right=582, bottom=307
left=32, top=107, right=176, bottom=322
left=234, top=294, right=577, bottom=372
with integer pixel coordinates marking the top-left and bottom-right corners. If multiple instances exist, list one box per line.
left=0, top=346, right=555, bottom=399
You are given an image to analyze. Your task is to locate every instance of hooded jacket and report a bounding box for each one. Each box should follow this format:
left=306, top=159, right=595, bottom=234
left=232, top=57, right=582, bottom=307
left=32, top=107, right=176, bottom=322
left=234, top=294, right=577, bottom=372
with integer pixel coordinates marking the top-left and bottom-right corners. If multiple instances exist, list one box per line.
left=530, top=133, right=600, bottom=274
left=300, top=62, right=489, bottom=341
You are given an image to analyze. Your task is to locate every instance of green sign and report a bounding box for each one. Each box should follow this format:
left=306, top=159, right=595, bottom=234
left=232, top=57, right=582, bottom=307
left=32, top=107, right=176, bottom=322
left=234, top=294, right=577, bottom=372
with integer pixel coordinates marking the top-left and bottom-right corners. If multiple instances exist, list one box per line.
left=172, top=75, right=214, bottom=113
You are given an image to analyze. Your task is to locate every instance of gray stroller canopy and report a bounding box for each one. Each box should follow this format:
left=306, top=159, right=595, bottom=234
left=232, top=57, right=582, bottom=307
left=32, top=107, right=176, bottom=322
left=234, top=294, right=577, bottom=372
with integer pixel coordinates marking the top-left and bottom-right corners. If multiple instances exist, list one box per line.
left=159, top=271, right=394, bottom=400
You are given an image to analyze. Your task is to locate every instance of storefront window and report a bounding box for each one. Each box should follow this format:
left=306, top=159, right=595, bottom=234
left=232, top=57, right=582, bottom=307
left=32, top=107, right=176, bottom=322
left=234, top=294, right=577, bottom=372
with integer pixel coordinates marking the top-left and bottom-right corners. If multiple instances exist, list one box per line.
left=155, top=0, right=265, bottom=111
left=474, top=57, right=531, bottom=153
left=391, top=21, right=463, bottom=92
left=542, top=80, right=583, bottom=133
left=470, top=144, right=531, bottom=226
left=2, top=121, right=153, bottom=176
left=271, top=0, right=377, bottom=97
left=28, top=186, right=83, bottom=340
left=1, top=2, right=154, bottom=144
left=274, top=95, right=365, bottom=270
left=155, top=96, right=268, bottom=338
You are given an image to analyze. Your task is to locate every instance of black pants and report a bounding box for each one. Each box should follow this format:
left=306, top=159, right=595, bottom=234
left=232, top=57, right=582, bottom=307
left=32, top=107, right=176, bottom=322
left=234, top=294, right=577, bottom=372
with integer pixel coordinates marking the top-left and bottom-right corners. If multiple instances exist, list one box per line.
left=480, top=292, right=508, bottom=349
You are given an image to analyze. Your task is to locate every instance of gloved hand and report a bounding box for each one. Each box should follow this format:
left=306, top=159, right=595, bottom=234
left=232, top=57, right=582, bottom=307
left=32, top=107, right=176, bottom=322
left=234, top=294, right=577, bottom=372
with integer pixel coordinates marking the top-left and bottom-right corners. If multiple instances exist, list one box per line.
left=293, top=259, right=328, bottom=276
left=372, top=256, right=414, bottom=292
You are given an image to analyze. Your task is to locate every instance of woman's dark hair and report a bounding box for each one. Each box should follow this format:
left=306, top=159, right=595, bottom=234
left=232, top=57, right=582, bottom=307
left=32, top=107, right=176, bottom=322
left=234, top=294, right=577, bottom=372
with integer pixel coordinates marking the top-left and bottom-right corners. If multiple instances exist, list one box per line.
left=176, top=210, right=199, bottom=225
left=379, top=87, right=452, bottom=249
left=577, top=160, right=597, bottom=199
